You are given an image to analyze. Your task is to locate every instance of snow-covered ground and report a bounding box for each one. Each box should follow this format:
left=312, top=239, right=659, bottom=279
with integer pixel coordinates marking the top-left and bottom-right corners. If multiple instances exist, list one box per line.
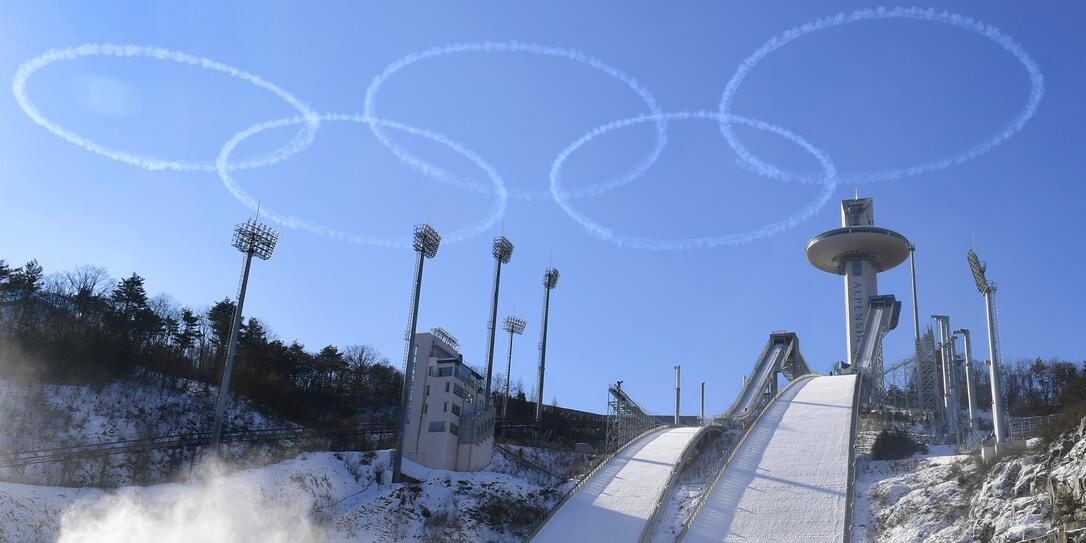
left=684, top=375, right=856, bottom=543
left=0, top=374, right=291, bottom=486
left=853, top=442, right=1051, bottom=542
left=647, top=429, right=738, bottom=543
left=0, top=448, right=568, bottom=543
left=532, top=426, right=705, bottom=543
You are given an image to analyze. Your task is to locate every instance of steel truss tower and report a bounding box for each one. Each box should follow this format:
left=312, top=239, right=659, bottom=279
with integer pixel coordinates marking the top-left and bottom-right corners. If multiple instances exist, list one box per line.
left=605, top=382, right=655, bottom=453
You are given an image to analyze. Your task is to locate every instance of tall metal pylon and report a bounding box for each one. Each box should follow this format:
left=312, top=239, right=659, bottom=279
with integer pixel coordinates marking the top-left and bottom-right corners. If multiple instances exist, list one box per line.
left=535, top=267, right=560, bottom=427
left=501, top=315, right=526, bottom=418
left=211, top=218, right=278, bottom=453
left=392, top=224, right=441, bottom=483
left=968, top=249, right=1008, bottom=443
left=483, top=236, right=513, bottom=409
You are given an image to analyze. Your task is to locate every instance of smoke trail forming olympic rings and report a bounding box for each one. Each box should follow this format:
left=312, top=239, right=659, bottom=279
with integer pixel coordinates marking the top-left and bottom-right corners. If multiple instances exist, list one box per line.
left=13, top=44, right=321, bottom=172
left=364, top=41, right=667, bottom=201
left=550, top=111, right=837, bottom=250
left=217, top=113, right=507, bottom=249
left=719, top=6, right=1044, bottom=185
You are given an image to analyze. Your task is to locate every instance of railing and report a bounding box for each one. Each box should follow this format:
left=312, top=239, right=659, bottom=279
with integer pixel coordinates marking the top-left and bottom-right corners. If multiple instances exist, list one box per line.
left=524, top=424, right=666, bottom=542
left=676, top=374, right=815, bottom=541
left=638, top=425, right=713, bottom=543
left=843, top=372, right=863, bottom=543
left=492, top=443, right=563, bottom=481
left=0, top=424, right=396, bottom=468
left=1007, top=414, right=1062, bottom=442
left=805, top=226, right=910, bottom=249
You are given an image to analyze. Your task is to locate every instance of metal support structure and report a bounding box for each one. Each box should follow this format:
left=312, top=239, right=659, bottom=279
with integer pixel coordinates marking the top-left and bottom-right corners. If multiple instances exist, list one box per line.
left=933, top=315, right=960, bottom=440
left=535, top=267, right=559, bottom=426
left=392, top=224, right=441, bottom=484
left=501, top=315, right=526, bottom=418
left=700, top=382, right=705, bottom=426
left=211, top=219, right=278, bottom=453
left=956, top=329, right=979, bottom=431
left=674, top=365, right=681, bottom=425
left=483, top=236, right=513, bottom=409
left=908, top=244, right=923, bottom=411
left=604, top=382, right=654, bottom=453
left=983, top=290, right=1008, bottom=443
left=969, top=250, right=1008, bottom=443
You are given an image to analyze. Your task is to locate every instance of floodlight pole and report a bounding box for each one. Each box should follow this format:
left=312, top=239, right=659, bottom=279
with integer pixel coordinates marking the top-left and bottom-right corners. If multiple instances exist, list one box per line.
left=392, top=224, right=441, bottom=484
left=983, top=288, right=1007, bottom=443
left=210, top=252, right=252, bottom=451
left=211, top=219, right=277, bottom=453
left=535, top=268, right=559, bottom=426
left=483, top=237, right=513, bottom=410
left=968, top=249, right=1007, bottom=443
left=502, top=315, right=526, bottom=418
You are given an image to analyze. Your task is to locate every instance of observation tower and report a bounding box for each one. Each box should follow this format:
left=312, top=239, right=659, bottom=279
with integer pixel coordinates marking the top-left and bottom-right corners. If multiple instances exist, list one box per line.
left=806, top=197, right=910, bottom=366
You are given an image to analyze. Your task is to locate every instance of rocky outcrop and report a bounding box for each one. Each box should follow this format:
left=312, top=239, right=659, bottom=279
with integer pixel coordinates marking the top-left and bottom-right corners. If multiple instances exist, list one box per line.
left=858, top=418, right=1086, bottom=542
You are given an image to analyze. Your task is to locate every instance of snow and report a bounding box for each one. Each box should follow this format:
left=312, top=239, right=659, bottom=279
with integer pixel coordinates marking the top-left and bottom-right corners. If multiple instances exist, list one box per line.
left=852, top=434, right=1052, bottom=542
left=532, top=426, right=704, bottom=543
left=647, top=430, right=738, bottom=543
left=0, top=374, right=291, bottom=486
left=0, top=448, right=565, bottom=542
left=684, top=375, right=857, bottom=543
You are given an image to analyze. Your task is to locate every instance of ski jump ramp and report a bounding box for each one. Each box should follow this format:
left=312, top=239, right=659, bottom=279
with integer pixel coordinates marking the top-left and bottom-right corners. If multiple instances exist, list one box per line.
left=532, top=426, right=706, bottom=543
left=683, top=374, right=858, bottom=543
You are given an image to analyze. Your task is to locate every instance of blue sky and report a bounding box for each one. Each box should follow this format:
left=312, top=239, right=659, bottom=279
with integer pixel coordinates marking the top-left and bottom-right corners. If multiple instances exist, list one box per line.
left=1, top=2, right=1083, bottom=415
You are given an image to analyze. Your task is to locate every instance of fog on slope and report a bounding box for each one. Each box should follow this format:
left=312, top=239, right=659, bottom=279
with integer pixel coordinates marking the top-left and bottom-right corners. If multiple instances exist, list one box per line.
left=56, top=459, right=324, bottom=543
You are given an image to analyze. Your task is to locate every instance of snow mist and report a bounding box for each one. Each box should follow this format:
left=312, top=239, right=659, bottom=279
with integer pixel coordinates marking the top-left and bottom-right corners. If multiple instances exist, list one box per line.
left=56, top=459, right=325, bottom=543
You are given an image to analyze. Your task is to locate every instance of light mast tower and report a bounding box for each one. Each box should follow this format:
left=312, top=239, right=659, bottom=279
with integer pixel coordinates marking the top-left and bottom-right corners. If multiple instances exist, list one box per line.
left=806, top=198, right=911, bottom=367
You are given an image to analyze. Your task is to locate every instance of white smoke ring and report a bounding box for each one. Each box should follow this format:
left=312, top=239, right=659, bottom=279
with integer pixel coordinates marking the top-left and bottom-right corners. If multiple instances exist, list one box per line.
left=364, top=41, right=668, bottom=201
left=217, top=112, right=507, bottom=248
left=13, top=43, right=321, bottom=172
left=719, top=6, right=1044, bottom=185
left=549, top=111, right=837, bottom=251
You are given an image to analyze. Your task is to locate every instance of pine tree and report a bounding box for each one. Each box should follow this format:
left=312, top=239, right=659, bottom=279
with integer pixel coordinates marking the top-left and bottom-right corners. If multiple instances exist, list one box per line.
left=177, top=308, right=202, bottom=360
left=10, top=259, right=44, bottom=296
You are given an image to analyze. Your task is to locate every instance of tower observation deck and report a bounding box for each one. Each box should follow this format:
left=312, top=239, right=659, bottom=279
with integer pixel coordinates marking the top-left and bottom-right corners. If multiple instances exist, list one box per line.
left=806, top=198, right=910, bottom=366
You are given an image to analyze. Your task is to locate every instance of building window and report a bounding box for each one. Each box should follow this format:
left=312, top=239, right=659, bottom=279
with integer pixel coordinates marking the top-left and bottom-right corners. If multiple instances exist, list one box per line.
left=851, top=261, right=862, bottom=275
left=423, top=403, right=428, bottom=414
left=427, top=421, right=445, bottom=433
left=425, top=385, right=430, bottom=396
left=445, top=382, right=450, bottom=393
left=453, top=384, right=464, bottom=398
left=449, top=423, right=459, bottom=437
left=451, top=403, right=461, bottom=416
left=437, top=367, right=453, bottom=377
left=443, top=401, right=448, bottom=412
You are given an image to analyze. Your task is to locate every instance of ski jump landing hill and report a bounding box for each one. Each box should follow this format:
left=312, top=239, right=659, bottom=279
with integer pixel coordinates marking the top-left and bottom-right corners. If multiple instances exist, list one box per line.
left=531, top=425, right=708, bottom=543
left=681, top=374, right=858, bottom=542
left=529, top=294, right=899, bottom=543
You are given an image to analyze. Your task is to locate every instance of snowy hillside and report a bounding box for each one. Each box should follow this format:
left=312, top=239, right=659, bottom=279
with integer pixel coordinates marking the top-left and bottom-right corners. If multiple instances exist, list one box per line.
left=0, top=449, right=566, bottom=543
left=853, top=441, right=1058, bottom=542
left=0, top=372, right=291, bottom=486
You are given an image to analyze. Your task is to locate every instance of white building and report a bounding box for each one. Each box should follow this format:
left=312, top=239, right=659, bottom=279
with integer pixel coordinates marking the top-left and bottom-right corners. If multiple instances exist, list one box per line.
left=402, top=331, right=495, bottom=471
